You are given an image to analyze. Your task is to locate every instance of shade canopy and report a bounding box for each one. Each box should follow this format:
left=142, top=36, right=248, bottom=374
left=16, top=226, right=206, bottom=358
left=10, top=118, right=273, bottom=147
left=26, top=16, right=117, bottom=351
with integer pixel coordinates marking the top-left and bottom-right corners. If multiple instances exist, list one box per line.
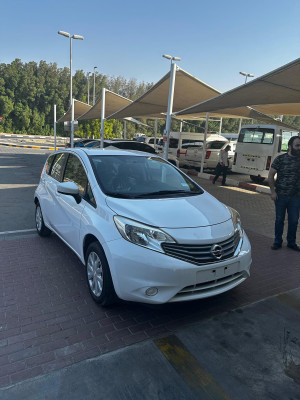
left=107, top=67, right=296, bottom=129
left=57, top=100, right=91, bottom=122
left=107, top=68, right=221, bottom=120
left=78, top=90, right=132, bottom=121
left=176, top=57, right=300, bottom=117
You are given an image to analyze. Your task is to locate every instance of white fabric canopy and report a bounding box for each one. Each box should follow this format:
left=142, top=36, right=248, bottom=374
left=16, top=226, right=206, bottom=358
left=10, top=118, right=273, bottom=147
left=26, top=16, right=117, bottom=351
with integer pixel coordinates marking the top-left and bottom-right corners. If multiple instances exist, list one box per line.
left=176, top=57, right=300, bottom=117
left=78, top=90, right=132, bottom=121
left=57, top=100, right=91, bottom=123
left=107, top=68, right=221, bottom=120
left=107, top=68, right=296, bottom=128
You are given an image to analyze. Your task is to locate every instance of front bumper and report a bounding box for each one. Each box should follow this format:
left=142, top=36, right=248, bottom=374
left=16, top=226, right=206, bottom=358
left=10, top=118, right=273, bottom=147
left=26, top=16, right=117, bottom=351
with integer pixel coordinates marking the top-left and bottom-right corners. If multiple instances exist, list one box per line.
left=103, top=232, right=252, bottom=304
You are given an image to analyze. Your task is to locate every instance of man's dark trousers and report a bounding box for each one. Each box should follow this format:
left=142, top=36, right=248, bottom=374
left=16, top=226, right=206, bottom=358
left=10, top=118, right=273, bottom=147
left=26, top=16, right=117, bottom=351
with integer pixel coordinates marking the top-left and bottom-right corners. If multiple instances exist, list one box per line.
left=274, top=194, right=300, bottom=245
left=213, top=164, right=228, bottom=185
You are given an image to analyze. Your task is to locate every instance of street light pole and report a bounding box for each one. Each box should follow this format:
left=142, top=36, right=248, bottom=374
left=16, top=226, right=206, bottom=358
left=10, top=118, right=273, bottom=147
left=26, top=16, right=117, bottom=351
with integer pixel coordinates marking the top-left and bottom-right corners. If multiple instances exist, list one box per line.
left=162, top=54, right=181, bottom=160
left=93, top=66, right=98, bottom=105
left=58, top=31, right=84, bottom=106
left=238, top=71, right=254, bottom=132
left=87, top=72, right=91, bottom=105
left=58, top=30, right=84, bottom=146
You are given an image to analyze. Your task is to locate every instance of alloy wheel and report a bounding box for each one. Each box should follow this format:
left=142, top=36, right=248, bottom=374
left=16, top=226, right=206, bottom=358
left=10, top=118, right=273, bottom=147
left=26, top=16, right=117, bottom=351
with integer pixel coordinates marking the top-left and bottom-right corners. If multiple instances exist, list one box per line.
left=87, top=251, right=103, bottom=297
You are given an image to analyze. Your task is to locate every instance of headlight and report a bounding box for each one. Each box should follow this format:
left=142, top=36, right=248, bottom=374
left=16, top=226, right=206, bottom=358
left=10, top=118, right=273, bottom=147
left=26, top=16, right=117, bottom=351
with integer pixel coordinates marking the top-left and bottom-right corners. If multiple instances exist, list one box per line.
left=113, top=216, right=176, bottom=252
left=227, top=206, right=243, bottom=237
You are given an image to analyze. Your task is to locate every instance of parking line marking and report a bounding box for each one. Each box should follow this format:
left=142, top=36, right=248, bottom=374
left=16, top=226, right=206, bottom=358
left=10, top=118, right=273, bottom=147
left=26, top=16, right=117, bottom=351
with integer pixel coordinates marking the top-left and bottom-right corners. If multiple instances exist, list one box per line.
left=277, top=292, right=300, bottom=312
left=0, top=229, right=36, bottom=236
left=155, top=335, right=231, bottom=400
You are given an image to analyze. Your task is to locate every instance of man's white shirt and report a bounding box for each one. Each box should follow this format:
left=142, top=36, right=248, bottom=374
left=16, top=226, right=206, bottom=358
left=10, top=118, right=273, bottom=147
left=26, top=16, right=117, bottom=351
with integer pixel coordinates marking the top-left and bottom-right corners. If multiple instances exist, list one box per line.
left=218, top=150, right=229, bottom=167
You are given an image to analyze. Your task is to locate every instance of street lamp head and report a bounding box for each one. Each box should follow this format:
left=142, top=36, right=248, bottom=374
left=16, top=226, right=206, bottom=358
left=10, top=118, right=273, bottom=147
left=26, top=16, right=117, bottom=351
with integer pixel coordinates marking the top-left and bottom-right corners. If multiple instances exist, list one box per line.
left=172, top=56, right=181, bottom=62
left=58, top=30, right=70, bottom=38
left=162, top=54, right=172, bottom=60
left=239, top=71, right=254, bottom=78
left=94, top=66, right=98, bottom=70
left=72, top=34, right=84, bottom=40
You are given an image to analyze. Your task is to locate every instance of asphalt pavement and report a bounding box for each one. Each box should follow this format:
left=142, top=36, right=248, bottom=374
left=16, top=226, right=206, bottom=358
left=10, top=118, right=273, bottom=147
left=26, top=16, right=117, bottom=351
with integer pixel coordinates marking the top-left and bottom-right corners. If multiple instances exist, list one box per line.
left=0, top=144, right=299, bottom=399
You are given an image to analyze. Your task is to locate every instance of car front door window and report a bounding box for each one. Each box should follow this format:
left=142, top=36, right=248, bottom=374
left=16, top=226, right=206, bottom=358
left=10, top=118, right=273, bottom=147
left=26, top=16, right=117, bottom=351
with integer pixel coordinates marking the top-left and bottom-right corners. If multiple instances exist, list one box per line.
left=63, top=154, right=88, bottom=196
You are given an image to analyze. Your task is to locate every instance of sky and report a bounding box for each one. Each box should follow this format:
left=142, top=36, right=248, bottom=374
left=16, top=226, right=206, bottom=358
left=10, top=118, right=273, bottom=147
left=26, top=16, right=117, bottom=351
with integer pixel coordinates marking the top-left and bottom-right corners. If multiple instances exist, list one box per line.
left=1, top=0, right=300, bottom=93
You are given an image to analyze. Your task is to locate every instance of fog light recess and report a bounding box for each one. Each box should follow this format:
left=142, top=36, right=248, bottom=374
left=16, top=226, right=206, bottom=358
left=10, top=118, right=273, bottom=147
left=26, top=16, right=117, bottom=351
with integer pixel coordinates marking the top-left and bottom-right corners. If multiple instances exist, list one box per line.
left=145, top=287, right=158, bottom=296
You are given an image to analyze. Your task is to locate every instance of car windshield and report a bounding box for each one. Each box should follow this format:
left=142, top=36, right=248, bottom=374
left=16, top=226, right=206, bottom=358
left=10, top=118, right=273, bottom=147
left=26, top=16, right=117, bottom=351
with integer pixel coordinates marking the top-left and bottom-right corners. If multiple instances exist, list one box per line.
left=89, top=155, right=203, bottom=199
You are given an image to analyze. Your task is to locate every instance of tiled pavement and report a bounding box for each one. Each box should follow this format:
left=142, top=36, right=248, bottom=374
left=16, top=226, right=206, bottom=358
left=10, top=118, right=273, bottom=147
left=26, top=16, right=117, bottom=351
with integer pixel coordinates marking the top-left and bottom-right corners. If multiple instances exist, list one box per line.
left=0, top=177, right=300, bottom=388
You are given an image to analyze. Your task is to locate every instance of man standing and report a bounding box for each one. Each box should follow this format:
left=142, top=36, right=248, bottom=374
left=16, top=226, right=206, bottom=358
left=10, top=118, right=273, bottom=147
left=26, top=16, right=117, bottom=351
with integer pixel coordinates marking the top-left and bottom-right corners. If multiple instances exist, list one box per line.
left=212, top=144, right=231, bottom=186
left=268, top=136, right=300, bottom=251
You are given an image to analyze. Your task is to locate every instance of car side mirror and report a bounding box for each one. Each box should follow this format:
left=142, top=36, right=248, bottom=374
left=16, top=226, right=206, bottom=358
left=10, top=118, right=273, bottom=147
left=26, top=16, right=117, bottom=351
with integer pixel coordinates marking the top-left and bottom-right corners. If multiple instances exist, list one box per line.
left=57, top=182, right=81, bottom=204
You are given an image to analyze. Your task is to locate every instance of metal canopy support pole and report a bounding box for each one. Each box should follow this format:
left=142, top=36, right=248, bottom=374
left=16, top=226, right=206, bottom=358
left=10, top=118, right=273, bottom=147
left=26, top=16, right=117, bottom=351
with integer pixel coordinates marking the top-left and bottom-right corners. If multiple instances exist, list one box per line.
left=219, top=117, right=223, bottom=134
left=100, top=88, right=106, bottom=149
left=154, top=118, right=158, bottom=146
left=71, top=98, right=75, bottom=148
left=54, top=104, right=57, bottom=151
left=200, top=112, right=210, bottom=174
left=163, top=62, right=177, bottom=160
left=238, top=118, right=242, bottom=134
left=123, top=120, right=126, bottom=139
left=69, top=37, right=72, bottom=107
left=179, top=120, right=183, bottom=132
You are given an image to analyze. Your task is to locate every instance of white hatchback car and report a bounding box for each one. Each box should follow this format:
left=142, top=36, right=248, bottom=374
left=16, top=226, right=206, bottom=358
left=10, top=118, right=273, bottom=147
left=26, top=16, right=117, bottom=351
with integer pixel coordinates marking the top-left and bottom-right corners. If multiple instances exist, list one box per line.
left=34, top=148, right=251, bottom=306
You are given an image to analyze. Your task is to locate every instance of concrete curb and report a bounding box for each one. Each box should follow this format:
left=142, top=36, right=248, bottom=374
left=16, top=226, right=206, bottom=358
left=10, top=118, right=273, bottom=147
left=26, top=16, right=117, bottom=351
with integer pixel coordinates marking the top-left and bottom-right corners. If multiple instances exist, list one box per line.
left=0, top=142, right=62, bottom=151
left=183, top=169, right=271, bottom=195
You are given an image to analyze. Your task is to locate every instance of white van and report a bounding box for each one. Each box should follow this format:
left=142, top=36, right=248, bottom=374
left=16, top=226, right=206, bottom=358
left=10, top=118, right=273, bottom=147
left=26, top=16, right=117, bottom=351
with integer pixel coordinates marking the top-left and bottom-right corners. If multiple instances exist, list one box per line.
left=232, top=124, right=299, bottom=183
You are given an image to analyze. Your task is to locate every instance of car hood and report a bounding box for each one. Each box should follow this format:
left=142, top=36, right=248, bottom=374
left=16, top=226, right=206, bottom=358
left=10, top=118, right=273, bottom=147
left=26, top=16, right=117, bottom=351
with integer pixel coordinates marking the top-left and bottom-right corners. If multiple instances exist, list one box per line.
left=105, top=191, right=231, bottom=228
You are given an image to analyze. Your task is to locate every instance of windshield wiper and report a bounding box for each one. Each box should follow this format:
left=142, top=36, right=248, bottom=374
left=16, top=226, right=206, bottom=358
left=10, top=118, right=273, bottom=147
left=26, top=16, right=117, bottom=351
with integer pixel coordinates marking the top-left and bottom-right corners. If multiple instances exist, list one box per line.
left=134, top=190, right=201, bottom=198
left=105, top=192, right=135, bottom=198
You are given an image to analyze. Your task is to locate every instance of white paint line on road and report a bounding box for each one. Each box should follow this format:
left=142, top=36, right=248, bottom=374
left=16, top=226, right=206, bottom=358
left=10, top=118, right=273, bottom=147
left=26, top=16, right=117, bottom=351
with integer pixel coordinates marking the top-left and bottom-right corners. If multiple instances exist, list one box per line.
left=0, top=229, right=36, bottom=235
left=0, top=184, right=38, bottom=189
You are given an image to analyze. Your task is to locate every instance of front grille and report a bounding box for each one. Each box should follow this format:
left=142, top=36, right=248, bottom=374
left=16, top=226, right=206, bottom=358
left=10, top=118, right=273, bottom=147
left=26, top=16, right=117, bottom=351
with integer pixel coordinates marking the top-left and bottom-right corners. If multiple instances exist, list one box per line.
left=162, top=231, right=241, bottom=265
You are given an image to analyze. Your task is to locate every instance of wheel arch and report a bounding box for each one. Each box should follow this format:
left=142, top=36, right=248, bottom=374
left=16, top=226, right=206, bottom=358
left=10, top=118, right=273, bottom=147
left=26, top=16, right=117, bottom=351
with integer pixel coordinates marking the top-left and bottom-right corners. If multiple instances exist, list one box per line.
left=83, top=234, right=104, bottom=261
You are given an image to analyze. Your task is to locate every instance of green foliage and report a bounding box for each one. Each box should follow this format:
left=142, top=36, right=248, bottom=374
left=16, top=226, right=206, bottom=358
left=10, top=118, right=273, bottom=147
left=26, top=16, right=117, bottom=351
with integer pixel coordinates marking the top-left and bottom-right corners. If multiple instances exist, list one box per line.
left=0, top=59, right=155, bottom=137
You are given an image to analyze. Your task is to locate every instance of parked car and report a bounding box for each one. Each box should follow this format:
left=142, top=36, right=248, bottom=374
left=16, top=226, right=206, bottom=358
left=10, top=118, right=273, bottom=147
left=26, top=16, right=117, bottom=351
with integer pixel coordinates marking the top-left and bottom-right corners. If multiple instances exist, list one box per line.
left=183, top=140, right=236, bottom=170
left=34, top=148, right=251, bottom=306
left=136, top=136, right=162, bottom=148
left=82, top=139, right=179, bottom=167
left=65, top=139, right=100, bottom=148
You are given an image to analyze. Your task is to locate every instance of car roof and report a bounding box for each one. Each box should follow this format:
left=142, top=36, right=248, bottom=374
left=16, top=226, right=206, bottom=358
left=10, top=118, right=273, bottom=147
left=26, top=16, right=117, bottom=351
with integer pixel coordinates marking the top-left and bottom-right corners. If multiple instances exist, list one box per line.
left=64, top=148, right=158, bottom=157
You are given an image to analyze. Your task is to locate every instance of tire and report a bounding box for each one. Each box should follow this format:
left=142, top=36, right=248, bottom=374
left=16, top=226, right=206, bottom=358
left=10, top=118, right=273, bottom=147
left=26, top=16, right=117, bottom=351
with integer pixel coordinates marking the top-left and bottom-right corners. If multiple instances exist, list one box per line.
left=250, top=175, right=265, bottom=184
left=85, top=242, right=117, bottom=306
left=35, top=203, right=51, bottom=237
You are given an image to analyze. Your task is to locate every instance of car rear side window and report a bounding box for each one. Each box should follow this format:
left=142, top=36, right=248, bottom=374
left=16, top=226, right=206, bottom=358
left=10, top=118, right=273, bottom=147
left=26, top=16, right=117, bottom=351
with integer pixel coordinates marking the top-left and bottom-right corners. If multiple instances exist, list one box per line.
left=207, top=141, right=227, bottom=149
left=63, top=154, right=88, bottom=196
left=45, top=154, right=56, bottom=175
left=50, top=153, right=68, bottom=181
